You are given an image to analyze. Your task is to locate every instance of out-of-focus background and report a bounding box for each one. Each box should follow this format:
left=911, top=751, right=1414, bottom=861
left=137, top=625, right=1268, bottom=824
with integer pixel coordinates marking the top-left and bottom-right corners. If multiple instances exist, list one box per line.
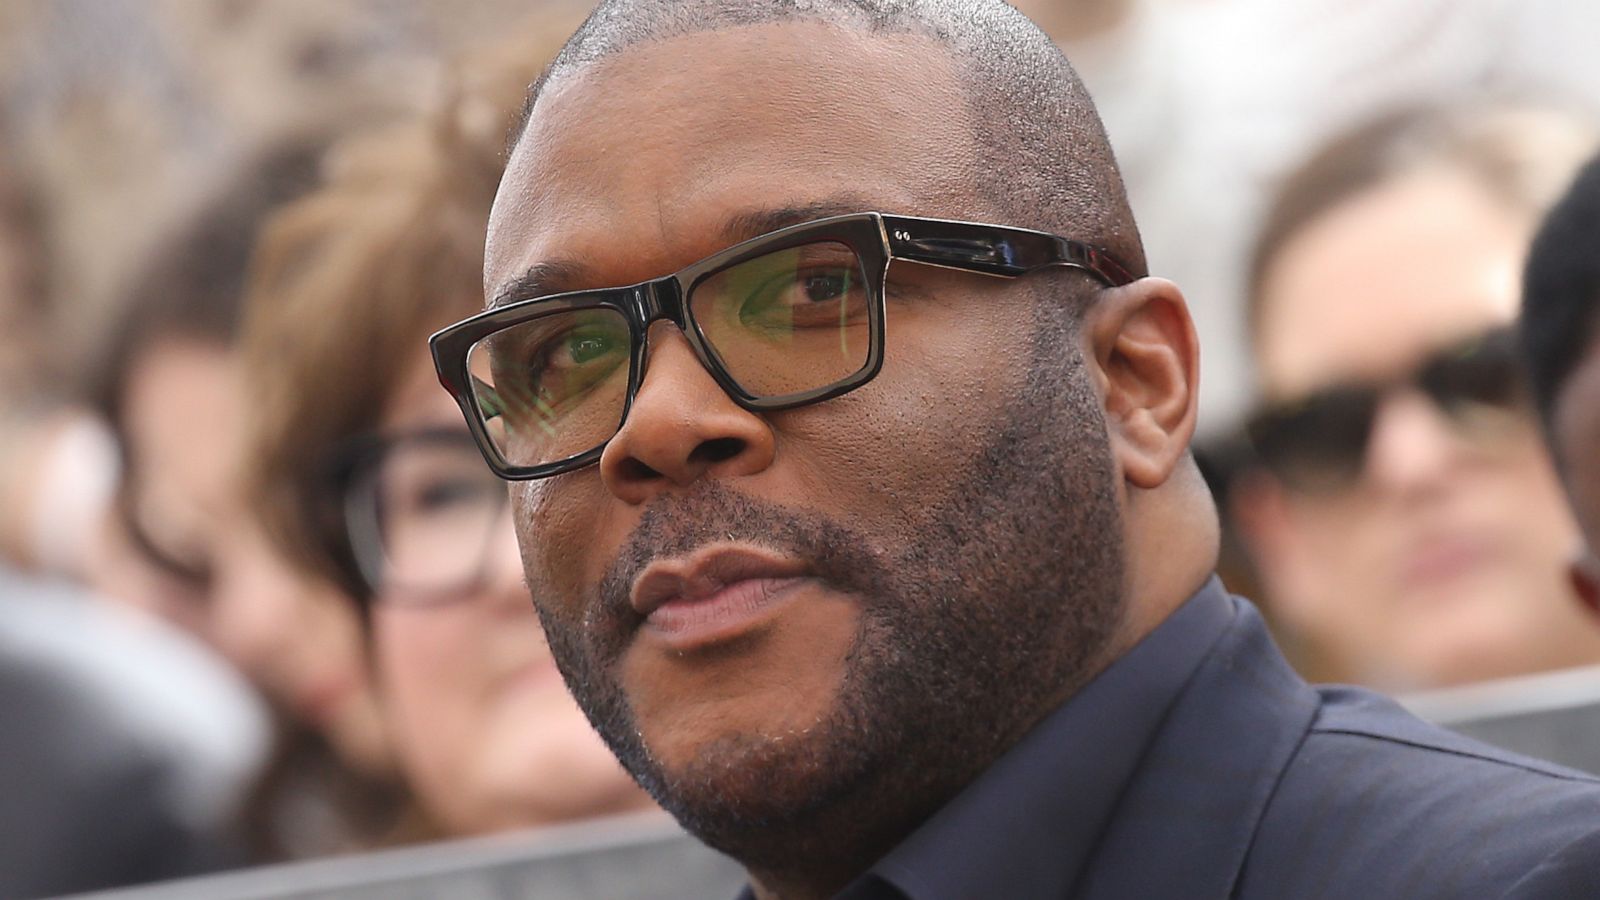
left=0, top=0, right=553, bottom=365
left=9, top=0, right=1600, bottom=426
left=8, top=0, right=1600, bottom=896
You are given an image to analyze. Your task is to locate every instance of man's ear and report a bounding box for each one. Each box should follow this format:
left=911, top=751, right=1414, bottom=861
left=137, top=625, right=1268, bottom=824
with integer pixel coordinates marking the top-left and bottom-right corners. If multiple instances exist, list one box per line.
left=1082, top=277, right=1199, bottom=490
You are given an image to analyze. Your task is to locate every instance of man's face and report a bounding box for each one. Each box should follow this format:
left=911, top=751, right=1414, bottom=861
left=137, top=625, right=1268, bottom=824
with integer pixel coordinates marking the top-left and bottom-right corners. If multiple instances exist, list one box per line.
left=486, top=23, right=1126, bottom=859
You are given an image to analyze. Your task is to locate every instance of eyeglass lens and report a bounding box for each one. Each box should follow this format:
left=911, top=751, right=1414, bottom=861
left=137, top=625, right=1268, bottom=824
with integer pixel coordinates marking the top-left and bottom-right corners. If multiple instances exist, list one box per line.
left=465, top=240, right=871, bottom=470
left=353, top=437, right=508, bottom=594
left=1248, top=331, right=1525, bottom=492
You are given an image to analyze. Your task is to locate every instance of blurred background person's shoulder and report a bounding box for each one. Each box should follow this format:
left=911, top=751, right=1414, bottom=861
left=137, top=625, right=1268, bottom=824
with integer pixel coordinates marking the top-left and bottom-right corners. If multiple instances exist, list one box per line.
left=0, top=568, right=268, bottom=897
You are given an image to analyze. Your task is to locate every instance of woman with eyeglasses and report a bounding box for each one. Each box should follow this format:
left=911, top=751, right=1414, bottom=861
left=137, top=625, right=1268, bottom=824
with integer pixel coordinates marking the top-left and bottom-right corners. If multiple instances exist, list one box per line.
left=91, top=136, right=406, bottom=861
left=1227, top=104, right=1600, bottom=690
left=240, top=10, right=656, bottom=838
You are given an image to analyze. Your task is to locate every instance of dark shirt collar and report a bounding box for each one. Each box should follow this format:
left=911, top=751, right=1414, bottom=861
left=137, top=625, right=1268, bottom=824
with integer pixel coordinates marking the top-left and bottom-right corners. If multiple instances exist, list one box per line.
left=836, top=576, right=1237, bottom=900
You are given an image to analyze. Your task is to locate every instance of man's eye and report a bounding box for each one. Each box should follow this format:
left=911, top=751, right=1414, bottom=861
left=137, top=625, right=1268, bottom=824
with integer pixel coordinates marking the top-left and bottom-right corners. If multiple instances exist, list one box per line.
left=799, top=271, right=851, bottom=303
left=542, top=325, right=623, bottom=371
left=516, top=318, right=630, bottom=422
left=740, top=267, right=858, bottom=322
left=565, top=331, right=616, bottom=364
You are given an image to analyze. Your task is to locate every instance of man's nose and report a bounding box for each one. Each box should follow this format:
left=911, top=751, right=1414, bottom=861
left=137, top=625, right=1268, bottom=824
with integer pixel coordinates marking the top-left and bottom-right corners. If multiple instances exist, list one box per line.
left=598, top=322, right=776, bottom=504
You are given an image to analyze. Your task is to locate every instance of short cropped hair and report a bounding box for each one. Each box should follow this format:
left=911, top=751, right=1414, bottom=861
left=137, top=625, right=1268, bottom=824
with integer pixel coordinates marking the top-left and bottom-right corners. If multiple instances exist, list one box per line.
left=1247, top=104, right=1599, bottom=354
left=515, top=0, right=1147, bottom=277
left=242, top=11, right=580, bottom=602
left=1521, top=152, right=1600, bottom=440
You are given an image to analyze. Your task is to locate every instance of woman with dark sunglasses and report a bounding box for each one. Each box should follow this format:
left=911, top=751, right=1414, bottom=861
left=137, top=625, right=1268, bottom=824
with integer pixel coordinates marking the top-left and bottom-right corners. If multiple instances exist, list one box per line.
left=1228, top=104, right=1600, bottom=691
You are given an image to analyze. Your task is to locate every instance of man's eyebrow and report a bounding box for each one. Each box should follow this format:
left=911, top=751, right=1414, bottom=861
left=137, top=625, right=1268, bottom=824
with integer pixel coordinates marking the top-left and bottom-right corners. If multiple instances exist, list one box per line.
left=488, top=259, right=590, bottom=309
left=719, top=198, right=882, bottom=245
left=489, top=199, right=884, bottom=309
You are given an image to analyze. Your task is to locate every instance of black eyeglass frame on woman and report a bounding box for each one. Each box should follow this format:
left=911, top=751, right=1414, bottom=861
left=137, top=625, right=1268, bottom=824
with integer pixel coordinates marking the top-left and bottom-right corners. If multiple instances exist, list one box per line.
left=430, top=211, right=1136, bottom=481
left=331, top=426, right=510, bottom=604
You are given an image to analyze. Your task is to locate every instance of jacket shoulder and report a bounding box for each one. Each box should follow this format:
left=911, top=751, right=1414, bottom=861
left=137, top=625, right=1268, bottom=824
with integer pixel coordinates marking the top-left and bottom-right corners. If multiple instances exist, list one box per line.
left=1311, top=685, right=1600, bottom=782
left=1237, top=686, right=1600, bottom=900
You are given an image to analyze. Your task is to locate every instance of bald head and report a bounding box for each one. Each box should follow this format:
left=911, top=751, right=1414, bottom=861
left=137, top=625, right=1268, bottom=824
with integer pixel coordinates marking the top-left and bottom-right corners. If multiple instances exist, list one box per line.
left=512, top=0, right=1146, bottom=275
left=477, top=6, right=1207, bottom=891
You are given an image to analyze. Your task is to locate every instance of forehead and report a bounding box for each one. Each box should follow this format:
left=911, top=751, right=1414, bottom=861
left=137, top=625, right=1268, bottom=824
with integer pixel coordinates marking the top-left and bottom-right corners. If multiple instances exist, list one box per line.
left=486, top=21, right=980, bottom=298
left=1255, top=169, right=1532, bottom=399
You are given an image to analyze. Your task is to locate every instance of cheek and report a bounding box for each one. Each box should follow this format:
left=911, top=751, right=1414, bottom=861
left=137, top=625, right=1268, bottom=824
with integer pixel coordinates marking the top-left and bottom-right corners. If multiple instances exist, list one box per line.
left=1482, top=432, right=1573, bottom=503
left=306, top=598, right=368, bottom=681
left=238, top=561, right=367, bottom=690
left=373, top=610, right=483, bottom=771
left=772, top=304, right=1034, bottom=520
left=513, top=478, right=618, bottom=616
left=1278, top=496, right=1389, bottom=575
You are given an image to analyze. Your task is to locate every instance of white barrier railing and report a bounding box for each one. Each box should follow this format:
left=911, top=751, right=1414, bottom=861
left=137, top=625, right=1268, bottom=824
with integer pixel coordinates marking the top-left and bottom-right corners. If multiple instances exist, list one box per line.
left=81, top=665, right=1600, bottom=900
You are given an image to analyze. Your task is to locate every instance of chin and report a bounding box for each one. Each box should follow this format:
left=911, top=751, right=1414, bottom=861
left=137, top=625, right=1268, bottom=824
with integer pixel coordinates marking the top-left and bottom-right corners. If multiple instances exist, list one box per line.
left=645, top=703, right=880, bottom=842
left=642, top=688, right=834, bottom=766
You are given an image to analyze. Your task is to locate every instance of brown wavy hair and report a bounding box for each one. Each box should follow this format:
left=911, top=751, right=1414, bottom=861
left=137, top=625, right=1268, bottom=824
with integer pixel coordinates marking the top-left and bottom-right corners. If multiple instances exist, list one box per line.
left=241, top=6, right=586, bottom=604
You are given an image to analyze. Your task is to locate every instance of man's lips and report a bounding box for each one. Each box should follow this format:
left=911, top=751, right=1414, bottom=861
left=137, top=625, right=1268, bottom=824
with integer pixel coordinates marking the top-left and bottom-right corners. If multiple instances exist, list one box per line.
left=629, top=545, right=812, bottom=646
left=630, top=545, right=810, bottom=614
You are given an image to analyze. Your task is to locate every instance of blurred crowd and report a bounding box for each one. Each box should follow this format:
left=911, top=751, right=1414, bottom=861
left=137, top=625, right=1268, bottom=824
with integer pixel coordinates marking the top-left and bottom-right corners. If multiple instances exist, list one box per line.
left=6, top=0, right=1600, bottom=895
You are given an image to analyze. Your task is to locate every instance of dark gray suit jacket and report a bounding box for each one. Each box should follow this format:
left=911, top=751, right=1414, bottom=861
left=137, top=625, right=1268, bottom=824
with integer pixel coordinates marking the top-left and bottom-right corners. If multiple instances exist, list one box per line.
left=814, top=579, right=1600, bottom=899
left=0, top=575, right=245, bottom=898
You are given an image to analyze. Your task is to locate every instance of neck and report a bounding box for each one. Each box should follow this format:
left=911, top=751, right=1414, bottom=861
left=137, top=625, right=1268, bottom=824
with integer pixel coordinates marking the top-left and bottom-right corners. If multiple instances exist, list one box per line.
left=727, top=647, right=1133, bottom=897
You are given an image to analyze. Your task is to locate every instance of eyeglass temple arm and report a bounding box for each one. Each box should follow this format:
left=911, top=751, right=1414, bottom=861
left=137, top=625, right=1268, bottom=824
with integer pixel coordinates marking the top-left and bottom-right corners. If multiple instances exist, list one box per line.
left=880, top=214, right=1134, bottom=287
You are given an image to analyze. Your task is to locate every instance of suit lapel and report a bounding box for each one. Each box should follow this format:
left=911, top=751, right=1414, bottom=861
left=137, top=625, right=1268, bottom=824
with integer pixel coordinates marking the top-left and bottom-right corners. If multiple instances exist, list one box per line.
left=1072, top=597, right=1320, bottom=900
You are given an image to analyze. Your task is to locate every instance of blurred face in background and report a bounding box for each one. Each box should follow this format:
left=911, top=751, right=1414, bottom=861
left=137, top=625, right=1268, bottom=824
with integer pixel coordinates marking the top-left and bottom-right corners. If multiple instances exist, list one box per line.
left=1234, top=167, right=1600, bottom=689
left=117, top=335, right=391, bottom=772
left=351, top=347, right=651, bottom=835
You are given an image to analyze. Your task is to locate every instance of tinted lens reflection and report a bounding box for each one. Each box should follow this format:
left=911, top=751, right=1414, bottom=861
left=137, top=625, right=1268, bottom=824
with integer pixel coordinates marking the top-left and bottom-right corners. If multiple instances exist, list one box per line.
left=1419, top=332, right=1522, bottom=417
left=1246, top=332, right=1528, bottom=494
left=470, top=307, right=632, bottom=469
left=691, top=241, right=871, bottom=398
left=1247, top=386, right=1377, bottom=493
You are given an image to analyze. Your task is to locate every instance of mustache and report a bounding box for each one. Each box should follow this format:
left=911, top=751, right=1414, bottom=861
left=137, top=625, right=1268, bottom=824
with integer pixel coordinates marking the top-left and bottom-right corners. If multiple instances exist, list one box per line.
left=593, top=482, right=887, bottom=639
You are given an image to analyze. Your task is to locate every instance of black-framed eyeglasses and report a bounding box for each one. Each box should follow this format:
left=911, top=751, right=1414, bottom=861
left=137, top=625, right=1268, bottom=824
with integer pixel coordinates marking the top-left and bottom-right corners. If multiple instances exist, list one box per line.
left=1244, top=327, right=1529, bottom=494
left=431, top=211, right=1135, bottom=481
left=335, top=427, right=510, bottom=603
